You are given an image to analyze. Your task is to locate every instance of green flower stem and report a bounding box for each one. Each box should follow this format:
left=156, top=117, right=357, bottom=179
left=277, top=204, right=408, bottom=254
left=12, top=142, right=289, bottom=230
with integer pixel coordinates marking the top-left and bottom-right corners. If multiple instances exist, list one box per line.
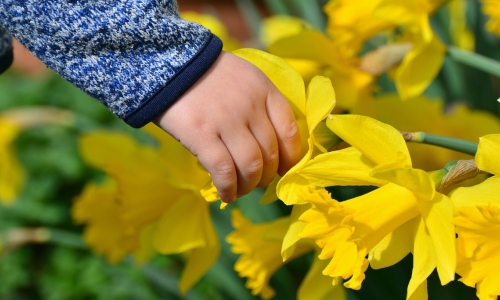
left=233, top=0, right=263, bottom=47
left=263, top=0, right=289, bottom=15
left=448, top=46, right=500, bottom=78
left=405, top=132, right=478, bottom=155
left=43, top=227, right=87, bottom=248
left=286, top=0, right=326, bottom=31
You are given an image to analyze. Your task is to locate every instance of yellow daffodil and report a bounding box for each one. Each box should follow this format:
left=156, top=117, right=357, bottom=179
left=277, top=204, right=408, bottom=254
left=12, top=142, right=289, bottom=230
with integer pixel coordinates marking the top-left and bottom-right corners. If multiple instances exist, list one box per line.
left=277, top=114, right=410, bottom=205
left=283, top=115, right=455, bottom=299
left=0, top=119, right=24, bottom=205
left=352, top=94, right=500, bottom=171
left=324, top=0, right=446, bottom=100
left=324, top=0, right=394, bottom=56
left=72, top=178, right=131, bottom=264
left=266, top=30, right=374, bottom=109
left=449, top=134, right=500, bottom=299
left=481, top=0, right=500, bottom=37
left=227, top=209, right=345, bottom=300
left=373, top=0, right=447, bottom=100
left=76, top=124, right=219, bottom=293
left=181, top=11, right=240, bottom=51
left=0, top=107, right=73, bottom=205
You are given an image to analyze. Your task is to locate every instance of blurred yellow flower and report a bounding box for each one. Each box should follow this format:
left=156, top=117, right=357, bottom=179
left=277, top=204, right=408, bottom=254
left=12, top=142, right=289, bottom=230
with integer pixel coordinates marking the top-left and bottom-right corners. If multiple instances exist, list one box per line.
left=0, top=119, right=24, bottom=205
left=75, top=124, right=219, bottom=293
left=227, top=209, right=345, bottom=300
left=374, top=0, right=447, bottom=100
left=267, top=30, right=374, bottom=109
left=181, top=11, right=240, bottom=51
left=72, top=178, right=131, bottom=264
left=482, top=0, right=500, bottom=36
left=324, top=0, right=393, bottom=56
left=450, top=135, right=500, bottom=299
left=324, top=0, right=446, bottom=100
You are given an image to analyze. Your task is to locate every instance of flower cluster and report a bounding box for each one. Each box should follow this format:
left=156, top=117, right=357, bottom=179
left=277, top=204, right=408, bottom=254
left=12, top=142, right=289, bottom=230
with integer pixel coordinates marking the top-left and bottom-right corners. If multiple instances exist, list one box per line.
left=60, top=3, right=500, bottom=300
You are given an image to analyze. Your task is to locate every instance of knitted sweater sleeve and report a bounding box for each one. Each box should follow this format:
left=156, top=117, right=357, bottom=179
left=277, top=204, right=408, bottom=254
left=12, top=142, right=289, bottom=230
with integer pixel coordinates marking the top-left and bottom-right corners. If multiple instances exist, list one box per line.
left=0, top=26, right=13, bottom=74
left=0, top=1, right=223, bottom=127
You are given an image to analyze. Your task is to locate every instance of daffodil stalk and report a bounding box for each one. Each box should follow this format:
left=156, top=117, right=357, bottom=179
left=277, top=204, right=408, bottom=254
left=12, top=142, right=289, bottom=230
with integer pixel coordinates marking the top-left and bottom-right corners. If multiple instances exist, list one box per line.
left=448, top=46, right=500, bottom=78
left=263, top=0, right=289, bottom=15
left=402, top=131, right=478, bottom=155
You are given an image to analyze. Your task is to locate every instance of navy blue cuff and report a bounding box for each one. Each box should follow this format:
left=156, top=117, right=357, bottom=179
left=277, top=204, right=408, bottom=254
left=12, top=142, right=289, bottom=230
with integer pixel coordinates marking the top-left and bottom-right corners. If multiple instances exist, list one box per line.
left=0, top=49, right=13, bottom=74
left=124, top=34, right=223, bottom=128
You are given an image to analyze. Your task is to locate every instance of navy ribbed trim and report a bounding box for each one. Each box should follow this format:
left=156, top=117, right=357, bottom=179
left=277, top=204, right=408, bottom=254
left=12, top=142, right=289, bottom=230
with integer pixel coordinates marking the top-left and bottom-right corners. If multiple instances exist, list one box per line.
left=0, top=49, right=13, bottom=75
left=125, top=34, right=223, bottom=128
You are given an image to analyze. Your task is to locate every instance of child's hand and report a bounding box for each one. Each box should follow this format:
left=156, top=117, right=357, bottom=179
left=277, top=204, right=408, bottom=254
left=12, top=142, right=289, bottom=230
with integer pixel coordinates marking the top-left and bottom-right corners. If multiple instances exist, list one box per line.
left=155, top=51, right=301, bottom=203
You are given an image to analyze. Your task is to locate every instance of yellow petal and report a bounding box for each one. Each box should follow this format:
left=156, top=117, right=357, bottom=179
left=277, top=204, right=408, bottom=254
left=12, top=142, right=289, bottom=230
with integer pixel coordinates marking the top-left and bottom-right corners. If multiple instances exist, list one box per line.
left=261, top=15, right=312, bottom=46
left=180, top=213, right=220, bottom=294
left=369, top=221, right=413, bottom=269
left=0, top=147, right=24, bottom=205
left=298, top=255, right=347, bottom=300
left=232, top=48, right=306, bottom=118
left=153, top=195, right=210, bottom=254
left=371, top=168, right=435, bottom=200
left=142, top=124, right=210, bottom=190
left=277, top=139, right=314, bottom=205
left=79, top=132, right=145, bottom=168
left=306, top=76, right=337, bottom=152
left=153, top=195, right=219, bottom=294
left=454, top=204, right=500, bottom=300
left=420, top=193, right=456, bottom=285
left=476, top=134, right=500, bottom=176
left=298, top=147, right=387, bottom=187
left=394, top=19, right=446, bottom=100
left=407, top=218, right=434, bottom=300
left=132, top=223, right=156, bottom=264
left=268, top=30, right=341, bottom=66
left=450, top=176, right=500, bottom=213
left=260, top=175, right=280, bottom=204
left=408, top=280, right=428, bottom=300
left=326, top=114, right=411, bottom=167
left=324, top=0, right=393, bottom=54
left=282, top=204, right=311, bottom=261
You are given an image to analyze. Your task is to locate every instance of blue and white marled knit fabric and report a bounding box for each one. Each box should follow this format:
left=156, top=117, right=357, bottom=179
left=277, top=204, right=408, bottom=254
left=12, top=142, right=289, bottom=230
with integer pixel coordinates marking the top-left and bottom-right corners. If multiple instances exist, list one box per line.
left=0, top=26, right=13, bottom=74
left=0, top=1, right=222, bottom=127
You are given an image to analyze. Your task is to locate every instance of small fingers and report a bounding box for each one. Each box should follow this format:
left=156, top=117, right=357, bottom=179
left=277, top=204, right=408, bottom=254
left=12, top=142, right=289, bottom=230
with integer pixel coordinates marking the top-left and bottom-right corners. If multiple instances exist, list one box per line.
left=222, top=127, right=263, bottom=198
left=249, top=117, right=279, bottom=188
left=196, top=137, right=237, bottom=203
left=266, top=85, right=302, bottom=175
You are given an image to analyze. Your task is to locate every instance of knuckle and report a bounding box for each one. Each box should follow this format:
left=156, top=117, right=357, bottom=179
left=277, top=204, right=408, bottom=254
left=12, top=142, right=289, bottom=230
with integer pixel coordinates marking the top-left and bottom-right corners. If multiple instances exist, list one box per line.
left=212, top=159, right=235, bottom=178
left=244, top=159, right=263, bottom=177
left=283, top=120, right=300, bottom=144
left=264, top=148, right=279, bottom=165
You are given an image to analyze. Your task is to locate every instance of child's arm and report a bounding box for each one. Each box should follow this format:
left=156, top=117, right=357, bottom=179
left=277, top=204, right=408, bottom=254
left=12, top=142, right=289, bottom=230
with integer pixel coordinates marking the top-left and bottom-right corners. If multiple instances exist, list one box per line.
left=0, top=1, right=301, bottom=202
